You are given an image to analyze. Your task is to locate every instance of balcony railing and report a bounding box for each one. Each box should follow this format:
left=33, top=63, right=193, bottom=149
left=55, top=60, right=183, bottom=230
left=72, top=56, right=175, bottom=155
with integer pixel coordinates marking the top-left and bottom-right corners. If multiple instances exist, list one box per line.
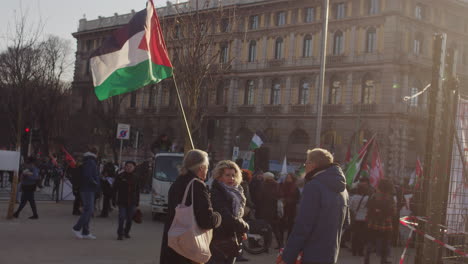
left=323, top=104, right=344, bottom=114
left=327, top=55, right=346, bottom=64
left=290, top=104, right=315, bottom=113
left=159, top=106, right=177, bottom=114
left=268, top=58, right=286, bottom=67
left=237, top=105, right=256, bottom=114
left=352, top=104, right=377, bottom=113
left=263, top=105, right=282, bottom=114
left=207, top=105, right=228, bottom=114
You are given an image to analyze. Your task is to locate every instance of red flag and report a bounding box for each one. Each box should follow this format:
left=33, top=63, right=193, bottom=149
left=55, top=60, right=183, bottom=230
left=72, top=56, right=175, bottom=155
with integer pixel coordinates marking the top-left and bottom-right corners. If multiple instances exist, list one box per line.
left=369, top=142, right=384, bottom=188
left=61, top=147, right=77, bottom=168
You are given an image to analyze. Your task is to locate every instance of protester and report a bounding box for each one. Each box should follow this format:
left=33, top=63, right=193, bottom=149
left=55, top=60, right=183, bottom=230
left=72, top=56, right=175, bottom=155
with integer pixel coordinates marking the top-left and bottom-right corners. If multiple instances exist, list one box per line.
left=350, top=177, right=372, bottom=256
left=208, top=160, right=249, bottom=264
left=160, top=149, right=221, bottom=264
left=13, top=157, right=40, bottom=219
left=50, top=162, right=63, bottom=201
left=151, top=134, right=172, bottom=154
left=280, top=148, right=350, bottom=264
left=113, top=161, right=140, bottom=240
left=249, top=170, right=264, bottom=218
left=364, top=179, right=396, bottom=264
left=99, top=162, right=115, bottom=218
left=240, top=169, right=255, bottom=220
left=280, top=173, right=300, bottom=240
left=72, top=147, right=100, bottom=239
left=257, top=172, right=283, bottom=249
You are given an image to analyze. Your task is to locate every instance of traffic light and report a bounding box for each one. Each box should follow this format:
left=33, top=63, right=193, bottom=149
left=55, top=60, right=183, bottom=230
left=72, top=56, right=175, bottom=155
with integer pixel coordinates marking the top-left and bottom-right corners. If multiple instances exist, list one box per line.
left=24, top=127, right=30, bottom=133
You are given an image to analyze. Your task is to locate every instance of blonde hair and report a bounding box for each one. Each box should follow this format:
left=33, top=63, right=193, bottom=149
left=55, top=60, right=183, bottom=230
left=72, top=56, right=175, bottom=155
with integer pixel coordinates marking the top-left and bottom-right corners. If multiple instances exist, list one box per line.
left=307, top=148, right=334, bottom=167
left=212, top=160, right=242, bottom=186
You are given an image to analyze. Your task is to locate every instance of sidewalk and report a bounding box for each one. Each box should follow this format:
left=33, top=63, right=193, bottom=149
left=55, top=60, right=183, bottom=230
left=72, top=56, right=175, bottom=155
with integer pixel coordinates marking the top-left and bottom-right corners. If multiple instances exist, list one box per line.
left=0, top=201, right=415, bottom=264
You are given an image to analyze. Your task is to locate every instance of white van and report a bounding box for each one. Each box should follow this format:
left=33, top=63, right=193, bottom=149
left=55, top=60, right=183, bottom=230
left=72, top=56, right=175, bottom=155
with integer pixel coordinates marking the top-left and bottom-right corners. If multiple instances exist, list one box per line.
left=151, top=152, right=184, bottom=217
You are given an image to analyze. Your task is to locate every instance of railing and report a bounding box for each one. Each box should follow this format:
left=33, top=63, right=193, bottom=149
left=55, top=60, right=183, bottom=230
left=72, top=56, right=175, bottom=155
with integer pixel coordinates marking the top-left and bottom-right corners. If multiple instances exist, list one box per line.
left=268, top=58, right=286, bottom=67
left=290, top=104, right=315, bottom=114
left=207, top=105, right=228, bottom=114
left=323, top=104, right=344, bottom=114
left=327, top=55, right=346, bottom=64
left=159, top=106, right=178, bottom=115
left=352, top=103, right=377, bottom=113
left=237, top=105, right=256, bottom=114
left=263, top=105, right=283, bottom=114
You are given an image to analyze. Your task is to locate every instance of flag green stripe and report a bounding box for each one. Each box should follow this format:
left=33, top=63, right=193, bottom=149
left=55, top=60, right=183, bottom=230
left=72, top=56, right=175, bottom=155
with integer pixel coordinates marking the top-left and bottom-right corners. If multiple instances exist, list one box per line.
left=94, top=59, right=173, bottom=101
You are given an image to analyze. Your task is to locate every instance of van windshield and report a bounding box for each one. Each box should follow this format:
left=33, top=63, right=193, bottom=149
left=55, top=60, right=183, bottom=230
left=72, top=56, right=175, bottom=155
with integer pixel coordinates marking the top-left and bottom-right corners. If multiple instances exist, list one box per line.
left=154, top=156, right=183, bottom=182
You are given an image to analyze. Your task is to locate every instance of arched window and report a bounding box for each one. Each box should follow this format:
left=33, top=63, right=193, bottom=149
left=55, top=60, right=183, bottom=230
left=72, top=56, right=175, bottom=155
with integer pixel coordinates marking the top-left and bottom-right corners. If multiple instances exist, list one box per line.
left=329, top=76, right=341, bottom=104
left=244, top=80, right=255, bottom=105
left=271, top=79, right=281, bottom=105
left=366, top=28, right=377, bottom=53
left=414, top=33, right=423, bottom=56
left=289, top=129, right=309, bottom=145
left=362, top=74, right=375, bottom=104
left=303, top=35, right=312, bottom=57
left=299, top=79, right=310, bottom=105
left=333, top=31, right=344, bottom=55
left=275, top=37, right=284, bottom=59
left=248, top=40, right=257, bottom=62
left=368, top=0, right=380, bottom=15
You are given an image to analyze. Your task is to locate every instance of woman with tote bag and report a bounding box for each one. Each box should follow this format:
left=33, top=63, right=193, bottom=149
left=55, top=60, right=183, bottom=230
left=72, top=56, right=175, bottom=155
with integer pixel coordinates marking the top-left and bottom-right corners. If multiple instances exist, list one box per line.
left=160, top=149, right=221, bottom=264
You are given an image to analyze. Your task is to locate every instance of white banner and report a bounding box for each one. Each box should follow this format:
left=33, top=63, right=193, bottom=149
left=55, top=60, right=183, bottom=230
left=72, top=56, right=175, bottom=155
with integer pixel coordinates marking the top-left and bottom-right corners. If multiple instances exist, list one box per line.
left=0, top=150, right=20, bottom=171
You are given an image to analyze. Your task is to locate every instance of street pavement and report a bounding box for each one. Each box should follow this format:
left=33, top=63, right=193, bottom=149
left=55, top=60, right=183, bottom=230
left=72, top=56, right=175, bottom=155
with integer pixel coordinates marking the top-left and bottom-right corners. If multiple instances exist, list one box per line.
left=0, top=199, right=415, bottom=264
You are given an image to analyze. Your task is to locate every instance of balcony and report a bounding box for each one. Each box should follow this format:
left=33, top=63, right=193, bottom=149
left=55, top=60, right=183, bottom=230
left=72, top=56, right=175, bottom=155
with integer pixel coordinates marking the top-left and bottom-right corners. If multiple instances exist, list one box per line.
left=237, top=105, right=256, bottom=114
left=291, top=57, right=318, bottom=67
left=290, top=104, right=315, bottom=114
left=207, top=105, right=228, bottom=114
left=268, top=58, right=286, bottom=67
left=143, top=107, right=158, bottom=114
left=125, top=108, right=137, bottom=115
left=352, top=104, right=377, bottom=113
left=327, top=55, right=346, bottom=64
left=263, top=105, right=282, bottom=114
left=159, top=106, right=178, bottom=115
left=323, top=104, right=344, bottom=114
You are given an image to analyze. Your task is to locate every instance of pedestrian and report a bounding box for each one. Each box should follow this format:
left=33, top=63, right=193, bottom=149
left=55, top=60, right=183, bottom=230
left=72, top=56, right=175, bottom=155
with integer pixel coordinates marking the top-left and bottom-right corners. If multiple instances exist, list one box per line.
left=279, top=148, right=350, bottom=264
left=72, top=147, right=100, bottom=239
left=280, top=173, right=300, bottom=240
left=51, top=162, right=63, bottom=201
left=13, top=157, right=40, bottom=219
left=99, top=162, right=115, bottom=218
left=257, top=172, right=283, bottom=249
left=160, top=149, right=222, bottom=264
left=364, top=178, right=396, bottom=264
left=113, top=161, right=140, bottom=240
left=240, top=169, right=255, bottom=220
left=249, top=170, right=264, bottom=218
left=350, top=177, right=372, bottom=256
left=208, top=160, right=249, bottom=264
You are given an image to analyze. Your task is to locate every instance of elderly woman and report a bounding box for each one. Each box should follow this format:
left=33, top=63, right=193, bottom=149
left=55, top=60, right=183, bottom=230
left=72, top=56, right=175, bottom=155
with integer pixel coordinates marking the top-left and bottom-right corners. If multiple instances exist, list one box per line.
left=209, top=160, right=250, bottom=264
left=160, top=149, right=222, bottom=264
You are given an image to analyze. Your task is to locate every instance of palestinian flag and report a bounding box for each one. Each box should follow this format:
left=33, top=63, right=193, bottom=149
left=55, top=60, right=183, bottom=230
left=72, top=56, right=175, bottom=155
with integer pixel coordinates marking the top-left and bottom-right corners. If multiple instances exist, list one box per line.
left=345, top=135, right=375, bottom=186
left=90, top=0, right=172, bottom=101
left=248, top=134, right=263, bottom=171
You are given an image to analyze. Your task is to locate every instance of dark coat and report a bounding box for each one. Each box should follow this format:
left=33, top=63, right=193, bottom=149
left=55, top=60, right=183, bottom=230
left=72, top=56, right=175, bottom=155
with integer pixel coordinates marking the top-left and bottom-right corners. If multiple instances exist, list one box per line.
left=210, top=180, right=249, bottom=253
left=257, top=178, right=280, bottom=222
left=113, top=172, right=140, bottom=207
left=79, top=152, right=100, bottom=193
left=282, top=165, right=350, bottom=264
left=280, top=182, right=300, bottom=220
left=160, top=172, right=221, bottom=264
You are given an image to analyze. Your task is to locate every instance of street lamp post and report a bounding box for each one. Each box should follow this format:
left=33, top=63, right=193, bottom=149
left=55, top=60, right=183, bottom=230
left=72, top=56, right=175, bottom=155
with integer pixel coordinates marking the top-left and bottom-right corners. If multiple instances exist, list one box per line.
left=315, top=0, right=330, bottom=147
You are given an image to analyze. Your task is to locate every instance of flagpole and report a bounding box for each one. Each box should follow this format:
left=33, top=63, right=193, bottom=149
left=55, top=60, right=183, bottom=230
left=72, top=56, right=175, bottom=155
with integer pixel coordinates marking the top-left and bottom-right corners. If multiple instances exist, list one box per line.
left=172, top=73, right=195, bottom=150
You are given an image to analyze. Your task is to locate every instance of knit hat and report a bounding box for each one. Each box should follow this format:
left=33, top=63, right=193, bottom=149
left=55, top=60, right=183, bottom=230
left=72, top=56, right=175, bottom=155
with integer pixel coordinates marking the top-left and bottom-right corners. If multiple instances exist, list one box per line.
left=263, top=172, right=275, bottom=180
left=183, top=149, right=209, bottom=172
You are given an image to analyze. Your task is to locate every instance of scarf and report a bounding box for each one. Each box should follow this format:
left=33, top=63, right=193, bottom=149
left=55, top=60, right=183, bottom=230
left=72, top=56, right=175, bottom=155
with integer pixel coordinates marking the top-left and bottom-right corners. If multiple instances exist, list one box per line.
left=220, top=182, right=246, bottom=218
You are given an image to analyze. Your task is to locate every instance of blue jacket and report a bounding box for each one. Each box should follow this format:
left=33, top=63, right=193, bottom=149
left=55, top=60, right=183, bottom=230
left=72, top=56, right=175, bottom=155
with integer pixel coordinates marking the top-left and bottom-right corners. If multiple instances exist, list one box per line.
left=282, top=165, right=350, bottom=264
left=79, top=152, right=100, bottom=192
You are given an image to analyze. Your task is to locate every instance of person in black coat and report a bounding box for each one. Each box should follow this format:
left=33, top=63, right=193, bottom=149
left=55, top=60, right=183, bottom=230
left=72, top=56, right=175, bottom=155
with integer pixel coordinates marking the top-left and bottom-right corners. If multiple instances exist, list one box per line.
left=160, top=149, right=221, bottom=264
left=209, top=161, right=249, bottom=264
left=113, top=161, right=140, bottom=240
left=257, top=172, right=283, bottom=249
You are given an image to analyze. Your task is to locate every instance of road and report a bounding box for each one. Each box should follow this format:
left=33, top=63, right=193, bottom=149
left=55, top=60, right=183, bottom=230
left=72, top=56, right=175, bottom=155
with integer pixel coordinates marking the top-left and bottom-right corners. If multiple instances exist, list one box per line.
left=0, top=200, right=414, bottom=264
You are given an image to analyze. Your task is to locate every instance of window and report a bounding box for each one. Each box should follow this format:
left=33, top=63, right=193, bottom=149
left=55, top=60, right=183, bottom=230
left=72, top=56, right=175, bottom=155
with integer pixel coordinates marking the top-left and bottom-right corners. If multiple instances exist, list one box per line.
left=148, top=86, right=155, bottom=108
left=85, top=60, right=90, bottom=76
left=244, top=80, right=255, bottom=105
left=277, top=11, right=286, bottom=26
left=329, top=77, right=341, bottom=104
left=362, top=75, right=375, bottom=104
left=220, top=18, right=230, bottom=33
left=369, top=0, right=379, bottom=15
left=216, top=84, right=225, bottom=105
left=130, top=92, right=137, bottom=108
left=410, top=87, right=419, bottom=107
left=414, top=35, right=423, bottom=56
left=304, top=7, right=315, bottom=23
left=249, top=15, right=259, bottom=30
left=336, top=3, right=346, bottom=19
left=248, top=40, right=257, bottom=62
left=220, top=44, right=229, bottom=63
left=275, top=38, right=284, bottom=59
left=366, top=28, right=377, bottom=53
left=86, top=39, right=92, bottom=51
left=299, top=79, right=310, bottom=105
left=333, top=31, right=344, bottom=55
left=303, top=35, right=313, bottom=57
left=174, top=25, right=181, bottom=39
left=271, top=80, right=281, bottom=105
left=415, top=4, right=424, bottom=20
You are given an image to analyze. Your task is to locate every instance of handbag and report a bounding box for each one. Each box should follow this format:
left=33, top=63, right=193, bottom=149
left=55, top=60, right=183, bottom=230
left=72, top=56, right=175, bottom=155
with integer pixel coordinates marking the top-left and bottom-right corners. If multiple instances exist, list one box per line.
left=133, top=208, right=143, bottom=224
left=211, top=236, right=241, bottom=258
left=168, top=178, right=213, bottom=263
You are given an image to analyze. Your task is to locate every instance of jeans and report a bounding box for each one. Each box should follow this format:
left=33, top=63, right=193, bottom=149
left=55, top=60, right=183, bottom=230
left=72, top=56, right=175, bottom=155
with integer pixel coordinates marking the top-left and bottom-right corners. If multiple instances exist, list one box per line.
left=73, top=192, right=95, bottom=235
left=118, top=206, right=135, bottom=236
left=15, top=190, right=38, bottom=216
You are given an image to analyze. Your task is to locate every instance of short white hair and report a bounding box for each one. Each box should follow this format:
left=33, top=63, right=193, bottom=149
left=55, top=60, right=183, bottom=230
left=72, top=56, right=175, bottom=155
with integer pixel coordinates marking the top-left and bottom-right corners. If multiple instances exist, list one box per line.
left=306, top=148, right=334, bottom=167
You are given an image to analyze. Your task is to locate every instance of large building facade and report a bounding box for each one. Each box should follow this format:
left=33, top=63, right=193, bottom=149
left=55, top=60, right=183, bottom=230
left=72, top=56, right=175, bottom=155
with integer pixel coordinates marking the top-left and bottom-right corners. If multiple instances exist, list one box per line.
left=71, top=0, right=468, bottom=180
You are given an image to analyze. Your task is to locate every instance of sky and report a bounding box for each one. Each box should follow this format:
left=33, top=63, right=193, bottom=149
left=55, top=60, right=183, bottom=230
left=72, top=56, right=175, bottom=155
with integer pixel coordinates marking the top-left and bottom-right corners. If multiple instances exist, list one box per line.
left=0, top=0, right=172, bottom=80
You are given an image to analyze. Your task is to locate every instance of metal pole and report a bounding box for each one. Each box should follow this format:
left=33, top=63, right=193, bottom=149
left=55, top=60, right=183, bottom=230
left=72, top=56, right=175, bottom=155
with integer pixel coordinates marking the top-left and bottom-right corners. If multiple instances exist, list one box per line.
left=119, top=139, right=123, bottom=169
left=315, top=0, right=330, bottom=147
left=172, top=74, right=195, bottom=150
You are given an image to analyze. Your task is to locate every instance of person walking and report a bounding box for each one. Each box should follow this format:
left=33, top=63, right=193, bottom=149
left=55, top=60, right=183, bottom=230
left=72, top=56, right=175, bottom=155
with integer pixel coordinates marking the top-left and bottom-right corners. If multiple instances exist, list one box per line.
left=113, top=161, right=140, bottom=240
left=99, top=162, right=115, bottom=218
left=279, top=148, right=350, bottom=264
left=280, top=173, right=300, bottom=240
left=350, top=177, right=372, bottom=256
left=364, top=179, right=396, bottom=264
left=208, top=160, right=249, bottom=264
left=13, top=157, right=40, bottom=219
left=160, top=149, right=222, bottom=264
left=72, top=147, right=100, bottom=239
left=257, top=172, right=283, bottom=249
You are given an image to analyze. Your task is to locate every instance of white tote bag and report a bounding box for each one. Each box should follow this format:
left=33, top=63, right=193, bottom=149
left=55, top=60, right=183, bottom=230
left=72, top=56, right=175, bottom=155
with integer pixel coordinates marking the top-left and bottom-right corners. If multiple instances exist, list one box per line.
left=168, top=178, right=213, bottom=263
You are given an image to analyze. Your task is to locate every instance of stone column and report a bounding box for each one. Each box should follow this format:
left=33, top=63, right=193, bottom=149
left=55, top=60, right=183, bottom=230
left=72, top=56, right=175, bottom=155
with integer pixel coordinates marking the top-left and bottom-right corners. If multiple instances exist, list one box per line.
left=289, top=32, right=295, bottom=64
left=285, top=76, right=292, bottom=112
left=345, top=72, right=354, bottom=113
left=257, top=77, right=265, bottom=112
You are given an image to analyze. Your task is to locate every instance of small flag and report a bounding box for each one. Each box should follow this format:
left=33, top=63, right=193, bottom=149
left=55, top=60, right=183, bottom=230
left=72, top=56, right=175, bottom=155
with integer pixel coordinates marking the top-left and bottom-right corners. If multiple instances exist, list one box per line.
left=90, top=0, right=173, bottom=101
left=279, top=156, right=288, bottom=183
left=61, top=147, right=77, bottom=168
left=369, top=142, right=384, bottom=188
left=345, top=135, right=375, bottom=186
left=249, top=134, right=263, bottom=150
